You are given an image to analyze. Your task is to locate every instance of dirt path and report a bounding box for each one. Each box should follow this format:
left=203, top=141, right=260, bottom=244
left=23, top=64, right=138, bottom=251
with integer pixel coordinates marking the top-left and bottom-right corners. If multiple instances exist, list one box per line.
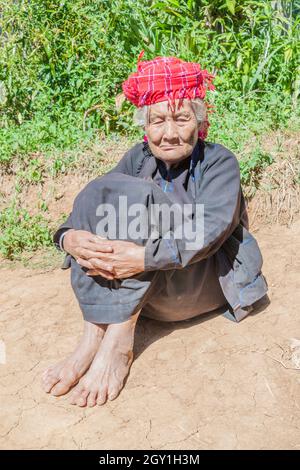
left=0, top=221, right=299, bottom=450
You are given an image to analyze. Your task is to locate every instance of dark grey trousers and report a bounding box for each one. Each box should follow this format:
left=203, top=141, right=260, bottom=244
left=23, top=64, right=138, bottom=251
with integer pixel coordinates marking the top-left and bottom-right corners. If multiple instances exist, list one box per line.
left=70, top=172, right=227, bottom=324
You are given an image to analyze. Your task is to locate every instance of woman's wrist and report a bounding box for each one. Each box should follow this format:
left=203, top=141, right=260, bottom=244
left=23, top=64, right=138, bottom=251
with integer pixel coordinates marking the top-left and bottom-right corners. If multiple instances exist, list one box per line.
left=62, top=229, right=75, bottom=254
left=59, top=231, right=69, bottom=251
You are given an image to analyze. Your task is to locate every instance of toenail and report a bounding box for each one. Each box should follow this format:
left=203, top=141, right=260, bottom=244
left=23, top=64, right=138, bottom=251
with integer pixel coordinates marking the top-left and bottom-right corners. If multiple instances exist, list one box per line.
left=108, top=394, right=117, bottom=401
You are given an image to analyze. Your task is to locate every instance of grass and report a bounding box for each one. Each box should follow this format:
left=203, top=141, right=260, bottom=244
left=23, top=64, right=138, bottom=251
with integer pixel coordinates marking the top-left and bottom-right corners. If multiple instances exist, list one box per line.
left=0, top=205, right=53, bottom=260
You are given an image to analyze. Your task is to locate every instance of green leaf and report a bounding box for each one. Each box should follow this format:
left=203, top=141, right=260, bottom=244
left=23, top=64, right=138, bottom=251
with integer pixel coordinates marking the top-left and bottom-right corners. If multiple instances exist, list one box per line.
left=226, top=0, right=236, bottom=15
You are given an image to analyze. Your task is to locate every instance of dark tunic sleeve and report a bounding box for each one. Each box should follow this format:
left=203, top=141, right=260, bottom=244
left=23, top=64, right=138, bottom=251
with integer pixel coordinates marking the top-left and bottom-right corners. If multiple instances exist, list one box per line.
left=144, top=143, right=242, bottom=271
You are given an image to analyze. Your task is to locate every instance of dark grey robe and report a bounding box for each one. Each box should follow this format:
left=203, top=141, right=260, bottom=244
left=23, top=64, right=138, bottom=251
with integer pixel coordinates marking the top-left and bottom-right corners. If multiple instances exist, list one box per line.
left=53, top=140, right=268, bottom=323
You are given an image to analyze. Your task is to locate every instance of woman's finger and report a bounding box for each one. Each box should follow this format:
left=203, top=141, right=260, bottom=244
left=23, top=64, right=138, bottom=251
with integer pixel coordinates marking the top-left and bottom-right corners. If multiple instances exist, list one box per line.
left=76, top=258, right=94, bottom=269
left=76, top=258, right=114, bottom=276
left=76, top=247, right=109, bottom=260
left=74, top=245, right=113, bottom=261
left=81, top=241, right=113, bottom=254
left=89, top=235, right=113, bottom=248
left=87, top=258, right=114, bottom=273
left=86, top=269, right=115, bottom=280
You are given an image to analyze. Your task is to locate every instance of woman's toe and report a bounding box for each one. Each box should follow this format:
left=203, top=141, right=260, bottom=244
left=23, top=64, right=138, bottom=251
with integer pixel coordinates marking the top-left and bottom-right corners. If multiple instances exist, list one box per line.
left=97, top=389, right=108, bottom=406
left=108, top=386, right=120, bottom=401
left=50, top=380, right=71, bottom=396
left=87, top=391, right=97, bottom=407
left=77, top=390, right=89, bottom=407
left=70, top=385, right=88, bottom=406
left=42, top=368, right=52, bottom=380
left=43, top=375, right=60, bottom=393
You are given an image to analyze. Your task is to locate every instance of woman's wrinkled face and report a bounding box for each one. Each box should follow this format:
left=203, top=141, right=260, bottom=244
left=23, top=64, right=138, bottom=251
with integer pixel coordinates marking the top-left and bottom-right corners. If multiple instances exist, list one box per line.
left=145, top=99, right=200, bottom=166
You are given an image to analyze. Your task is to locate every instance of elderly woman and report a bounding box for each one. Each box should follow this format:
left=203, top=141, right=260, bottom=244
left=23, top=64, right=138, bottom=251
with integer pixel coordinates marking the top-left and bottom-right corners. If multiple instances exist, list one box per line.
left=42, top=55, right=268, bottom=407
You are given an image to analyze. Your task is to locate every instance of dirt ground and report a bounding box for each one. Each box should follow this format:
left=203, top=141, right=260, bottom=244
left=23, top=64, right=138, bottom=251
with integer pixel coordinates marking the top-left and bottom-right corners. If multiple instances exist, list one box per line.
left=0, top=220, right=300, bottom=450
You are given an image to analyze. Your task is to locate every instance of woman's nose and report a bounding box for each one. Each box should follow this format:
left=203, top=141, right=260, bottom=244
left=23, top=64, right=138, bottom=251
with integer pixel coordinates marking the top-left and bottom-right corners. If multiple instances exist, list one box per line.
left=163, top=120, right=179, bottom=140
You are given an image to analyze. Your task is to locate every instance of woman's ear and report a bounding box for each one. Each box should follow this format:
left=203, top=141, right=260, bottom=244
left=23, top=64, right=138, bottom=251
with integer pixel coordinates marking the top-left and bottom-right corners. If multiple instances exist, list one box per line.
left=143, top=125, right=148, bottom=142
left=198, top=119, right=209, bottom=140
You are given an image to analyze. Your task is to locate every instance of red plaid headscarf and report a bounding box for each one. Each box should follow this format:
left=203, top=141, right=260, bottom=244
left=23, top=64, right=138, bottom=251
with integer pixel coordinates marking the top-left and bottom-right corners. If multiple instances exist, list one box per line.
left=122, top=51, right=215, bottom=139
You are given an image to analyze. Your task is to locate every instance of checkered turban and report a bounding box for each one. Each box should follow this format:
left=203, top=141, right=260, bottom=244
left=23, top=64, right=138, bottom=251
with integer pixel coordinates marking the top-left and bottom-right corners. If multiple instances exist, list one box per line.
left=122, top=51, right=215, bottom=139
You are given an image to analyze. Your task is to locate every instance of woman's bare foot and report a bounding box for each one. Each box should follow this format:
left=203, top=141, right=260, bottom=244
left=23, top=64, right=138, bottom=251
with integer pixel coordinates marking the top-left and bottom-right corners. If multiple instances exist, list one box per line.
left=42, top=321, right=106, bottom=396
left=69, top=311, right=140, bottom=407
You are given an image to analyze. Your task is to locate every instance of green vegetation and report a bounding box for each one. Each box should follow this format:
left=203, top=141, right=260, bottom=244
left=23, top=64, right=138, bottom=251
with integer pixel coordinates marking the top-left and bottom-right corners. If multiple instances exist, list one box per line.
left=0, top=0, right=299, bottom=259
left=0, top=205, right=53, bottom=259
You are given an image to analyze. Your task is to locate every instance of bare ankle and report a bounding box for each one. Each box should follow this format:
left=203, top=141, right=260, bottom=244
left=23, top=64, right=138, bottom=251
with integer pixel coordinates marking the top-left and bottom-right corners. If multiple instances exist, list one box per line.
left=83, top=321, right=106, bottom=338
